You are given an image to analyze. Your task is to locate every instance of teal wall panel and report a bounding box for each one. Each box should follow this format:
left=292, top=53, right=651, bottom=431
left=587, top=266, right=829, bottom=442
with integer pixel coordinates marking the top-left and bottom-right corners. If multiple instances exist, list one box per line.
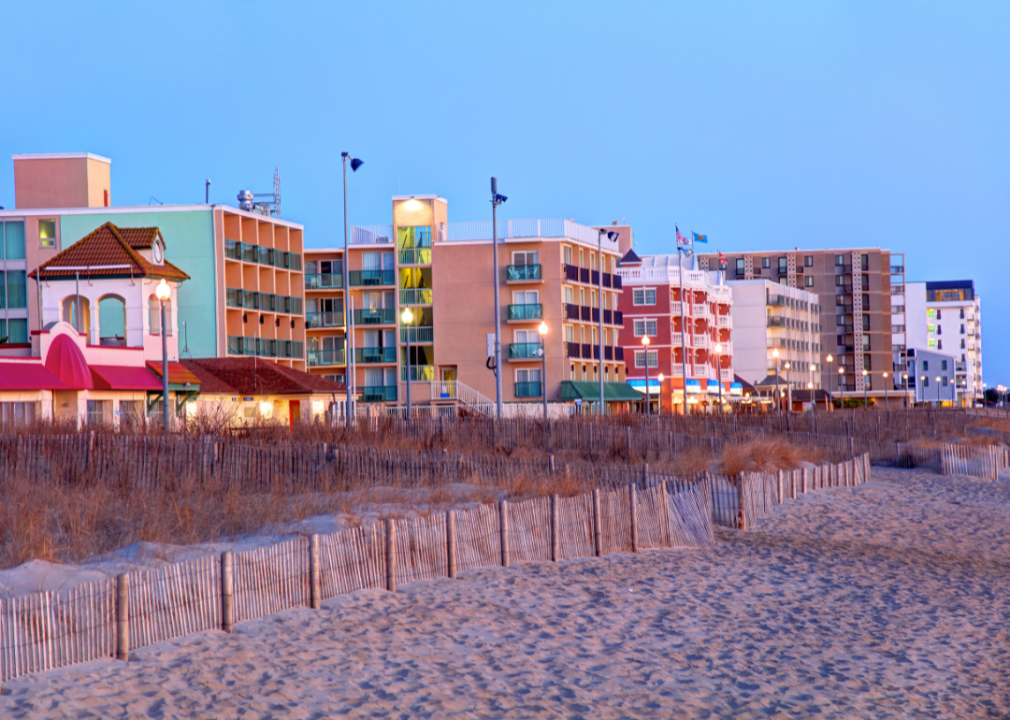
left=59, top=210, right=218, bottom=358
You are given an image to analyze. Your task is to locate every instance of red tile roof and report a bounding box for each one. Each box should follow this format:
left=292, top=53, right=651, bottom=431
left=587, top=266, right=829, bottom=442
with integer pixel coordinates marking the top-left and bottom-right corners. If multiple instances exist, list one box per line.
left=30, top=222, right=190, bottom=282
left=145, top=361, right=202, bottom=387
left=180, top=358, right=346, bottom=396
left=90, top=365, right=164, bottom=391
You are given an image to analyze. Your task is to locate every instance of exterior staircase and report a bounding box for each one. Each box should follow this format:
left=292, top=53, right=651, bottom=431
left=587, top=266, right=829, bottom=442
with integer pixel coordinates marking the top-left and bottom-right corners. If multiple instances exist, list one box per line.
left=430, top=380, right=495, bottom=416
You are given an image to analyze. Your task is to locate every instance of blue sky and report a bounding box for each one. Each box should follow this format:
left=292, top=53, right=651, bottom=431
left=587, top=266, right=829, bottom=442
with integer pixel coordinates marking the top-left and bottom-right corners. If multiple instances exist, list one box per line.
left=2, top=1, right=1007, bottom=380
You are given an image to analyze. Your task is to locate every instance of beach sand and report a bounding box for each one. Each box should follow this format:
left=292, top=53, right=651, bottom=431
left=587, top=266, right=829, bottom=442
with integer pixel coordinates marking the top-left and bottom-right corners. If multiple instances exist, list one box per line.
left=2, top=467, right=1008, bottom=719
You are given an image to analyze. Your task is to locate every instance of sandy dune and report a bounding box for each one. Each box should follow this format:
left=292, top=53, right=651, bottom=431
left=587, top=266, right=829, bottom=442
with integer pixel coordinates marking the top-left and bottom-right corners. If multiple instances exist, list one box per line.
left=2, top=467, right=1008, bottom=719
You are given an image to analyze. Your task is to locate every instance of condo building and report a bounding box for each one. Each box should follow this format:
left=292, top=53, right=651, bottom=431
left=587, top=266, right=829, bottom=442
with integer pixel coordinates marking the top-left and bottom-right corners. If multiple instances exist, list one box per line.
left=904, top=280, right=982, bottom=406
left=0, top=153, right=307, bottom=370
left=616, top=252, right=733, bottom=412
left=697, top=248, right=904, bottom=400
left=726, top=280, right=821, bottom=392
left=339, top=197, right=629, bottom=412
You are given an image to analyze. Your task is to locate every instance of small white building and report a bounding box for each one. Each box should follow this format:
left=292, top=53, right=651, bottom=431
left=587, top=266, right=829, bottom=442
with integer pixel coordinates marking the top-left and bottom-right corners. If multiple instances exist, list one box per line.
left=727, top=280, right=822, bottom=392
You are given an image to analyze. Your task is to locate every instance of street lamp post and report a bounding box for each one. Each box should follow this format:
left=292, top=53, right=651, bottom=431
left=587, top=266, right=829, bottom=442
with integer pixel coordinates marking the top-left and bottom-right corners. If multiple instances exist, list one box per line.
left=838, top=366, right=845, bottom=409
left=657, top=373, right=665, bottom=415
left=714, top=342, right=723, bottom=412
left=807, top=381, right=814, bottom=413
left=862, top=369, right=869, bottom=408
left=401, top=307, right=414, bottom=418
left=155, top=279, right=172, bottom=430
left=936, top=376, right=941, bottom=406
left=491, top=178, right=507, bottom=420
left=825, top=354, right=834, bottom=411
left=920, top=375, right=926, bottom=406
left=772, top=348, right=781, bottom=416
left=903, top=373, right=909, bottom=408
left=538, top=321, right=548, bottom=421
left=883, top=372, right=889, bottom=408
left=341, top=152, right=363, bottom=427
left=784, top=361, right=791, bottom=413
left=642, top=336, right=651, bottom=416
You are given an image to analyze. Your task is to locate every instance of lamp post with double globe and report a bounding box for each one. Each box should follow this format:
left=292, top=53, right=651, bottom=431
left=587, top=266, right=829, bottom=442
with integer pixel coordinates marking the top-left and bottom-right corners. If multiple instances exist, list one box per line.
left=155, top=279, right=172, bottom=430
left=538, top=321, right=548, bottom=420
left=641, top=335, right=651, bottom=416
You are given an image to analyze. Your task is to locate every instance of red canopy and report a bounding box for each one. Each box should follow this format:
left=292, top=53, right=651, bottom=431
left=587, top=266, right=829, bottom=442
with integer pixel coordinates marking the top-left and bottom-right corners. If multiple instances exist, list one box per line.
left=90, top=365, right=163, bottom=391
left=0, top=363, right=67, bottom=390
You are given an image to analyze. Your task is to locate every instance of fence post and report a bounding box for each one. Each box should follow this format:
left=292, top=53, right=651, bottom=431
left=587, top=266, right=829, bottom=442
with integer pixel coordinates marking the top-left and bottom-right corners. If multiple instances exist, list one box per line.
left=550, top=494, right=559, bottom=562
left=385, top=519, right=396, bottom=592
left=116, top=574, right=130, bottom=662
left=447, top=510, right=457, bottom=579
left=499, top=500, right=510, bottom=568
left=309, top=534, right=321, bottom=610
left=548, top=454, right=556, bottom=475
left=736, top=475, right=746, bottom=530
left=802, top=468, right=809, bottom=494
left=629, top=484, right=639, bottom=553
left=592, top=489, right=602, bottom=557
left=221, top=551, right=234, bottom=633
left=776, top=470, right=783, bottom=504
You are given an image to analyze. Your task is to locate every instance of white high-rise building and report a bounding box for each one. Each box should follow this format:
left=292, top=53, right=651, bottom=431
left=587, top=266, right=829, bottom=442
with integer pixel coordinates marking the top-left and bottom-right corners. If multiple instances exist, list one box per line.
left=904, top=280, right=982, bottom=406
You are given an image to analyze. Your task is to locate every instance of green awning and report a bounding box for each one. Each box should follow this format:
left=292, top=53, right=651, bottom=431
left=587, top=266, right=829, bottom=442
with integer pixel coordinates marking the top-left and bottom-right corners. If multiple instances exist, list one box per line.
left=559, top=380, right=643, bottom=402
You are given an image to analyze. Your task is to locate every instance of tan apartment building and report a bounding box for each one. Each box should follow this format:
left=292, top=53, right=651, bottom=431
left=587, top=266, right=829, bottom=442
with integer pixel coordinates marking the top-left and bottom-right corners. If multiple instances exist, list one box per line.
left=1, top=153, right=307, bottom=371
left=303, top=249, right=345, bottom=382
left=697, top=248, right=905, bottom=397
left=337, top=196, right=628, bottom=412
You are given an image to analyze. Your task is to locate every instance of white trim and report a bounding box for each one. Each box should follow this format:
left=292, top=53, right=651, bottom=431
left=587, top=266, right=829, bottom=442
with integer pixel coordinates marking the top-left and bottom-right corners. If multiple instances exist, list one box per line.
left=12, top=153, right=111, bottom=164
left=392, top=195, right=447, bottom=203
left=0, top=204, right=305, bottom=230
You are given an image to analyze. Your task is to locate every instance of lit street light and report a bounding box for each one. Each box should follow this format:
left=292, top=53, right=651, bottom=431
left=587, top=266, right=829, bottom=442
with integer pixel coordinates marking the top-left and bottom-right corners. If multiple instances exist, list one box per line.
left=862, top=369, right=869, bottom=408
left=825, top=353, right=834, bottom=410
left=155, top=278, right=172, bottom=430
left=658, top=373, right=665, bottom=415
left=538, top=321, right=548, bottom=421
left=807, top=381, right=814, bottom=413
left=402, top=307, right=414, bottom=418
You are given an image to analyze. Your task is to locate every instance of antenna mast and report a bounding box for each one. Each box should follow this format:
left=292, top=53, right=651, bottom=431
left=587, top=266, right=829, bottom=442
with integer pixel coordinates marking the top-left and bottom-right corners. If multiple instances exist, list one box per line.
left=272, top=166, right=282, bottom=219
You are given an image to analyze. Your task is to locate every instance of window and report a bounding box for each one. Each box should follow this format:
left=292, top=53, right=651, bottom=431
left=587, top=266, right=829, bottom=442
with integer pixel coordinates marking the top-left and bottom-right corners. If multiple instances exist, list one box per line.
left=804, top=255, right=813, bottom=267
left=762, top=257, right=770, bottom=268
left=862, top=314, right=870, bottom=331
left=937, top=325, right=942, bottom=335
left=512, top=290, right=539, bottom=304
left=634, top=350, right=658, bottom=368
left=923, top=376, right=929, bottom=387
left=397, top=225, right=432, bottom=249
left=805, top=276, right=814, bottom=288
left=936, top=309, right=942, bottom=320
left=959, top=308, right=965, bottom=319
left=961, top=339, right=966, bottom=349
left=836, top=275, right=844, bottom=286
left=861, top=254, right=869, bottom=271
left=633, top=319, right=657, bottom=337
left=39, top=219, right=57, bottom=248
left=942, top=376, right=949, bottom=387
left=579, top=249, right=584, bottom=267
left=512, top=250, right=539, bottom=265
left=516, top=368, right=542, bottom=383
left=835, top=255, right=845, bottom=266
left=837, top=316, right=846, bottom=326
left=563, top=245, right=573, bottom=265
left=735, top=258, right=745, bottom=276
left=0, top=401, right=37, bottom=425
left=0, top=319, right=28, bottom=344
left=938, top=340, right=943, bottom=350
left=564, top=286, right=574, bottom=304
left=86, top=400, right=108, bottom=425
left=564, top=324, right=574, bottom=342
left=778, top=257, right=787, bottom=274
left=923, top=360, right=929, bottom=371
left=1, top=221, right=25, bottom=260
left=941, top=360, right=948, bottom=370
left=779, top=278, right=788, bottom=285
left=632, top=288, right=656, bottom=305
left=3, top=271, right=26, bottom=310
left=927, top=308, right=936, bottom=319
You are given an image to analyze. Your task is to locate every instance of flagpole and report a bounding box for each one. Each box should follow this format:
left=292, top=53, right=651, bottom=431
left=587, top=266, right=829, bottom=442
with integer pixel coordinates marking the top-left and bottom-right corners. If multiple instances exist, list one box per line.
left=679, top=244, right=689, bottom=416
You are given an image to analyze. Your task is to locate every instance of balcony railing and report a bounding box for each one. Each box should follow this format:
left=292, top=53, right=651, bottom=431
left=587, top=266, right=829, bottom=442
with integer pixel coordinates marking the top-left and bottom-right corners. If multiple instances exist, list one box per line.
left=693, top=335, right=709, bottom=348
left=355, top=347, right=396, bottom=364
left=692, top=303, right=709, bottom=317
left=226, top=288, right=303, bottom=315
left=890, top=266, right=905, bottom=273
left=509, top=342, right=544, bottom=360
left=349, top=269, right=395, bottom=286
left=717, top=315, right=732, bottom=328
left=307, top=348, right=345, bottom=367
left=350, top=226, right=394, bottom=245
left=767, top=316, right=786, bottom=328
left=358, top=385, right=397, bottom=402
left=566, top=341, right=581, bottom=358
left=564, top=303, right=580, bottom=321
left=305, top=273, right=343, bottom=290
left=400, top=288, right=433, bottom=305
left=306, top=311, right=345, bottom=329
left=506, top=264, right=542, bottom=282
left=508, top=303, right=543, bottom=321
left=515, top=381, right=543, bottom=398
left=398, top=248, right=432, bottom=266
left=892, top=284, right=905, bottom=295
left=400, top=326, right=434, bottom=344
left=224, top=240, right=303, bottom=271
left=402, top=365, right=435, bottom=382
left=353, top=308, right=396, bottom=325
left=227, top=336, right=303, bottom=359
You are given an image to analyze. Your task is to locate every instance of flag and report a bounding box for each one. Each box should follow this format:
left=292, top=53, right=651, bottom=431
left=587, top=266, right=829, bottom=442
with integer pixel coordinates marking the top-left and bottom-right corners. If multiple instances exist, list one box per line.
left=676, top=224, right=690, bottom=247
left=718, top=250, right=726, bottom=268
left=692, top=231, right=708, bottom=244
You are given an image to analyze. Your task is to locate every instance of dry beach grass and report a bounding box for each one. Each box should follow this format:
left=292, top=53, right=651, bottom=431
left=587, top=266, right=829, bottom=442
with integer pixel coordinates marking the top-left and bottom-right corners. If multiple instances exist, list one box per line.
left=2, top=466, right=1007, bottom=719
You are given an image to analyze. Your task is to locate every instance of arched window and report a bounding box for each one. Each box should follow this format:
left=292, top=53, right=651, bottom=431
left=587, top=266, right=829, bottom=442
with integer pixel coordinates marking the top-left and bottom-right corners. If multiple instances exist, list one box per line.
left=149, top=295, right=172, bottom=336
left=98, top=294, right=126, bottom=346
left=61, top=295, right=91, bottom=333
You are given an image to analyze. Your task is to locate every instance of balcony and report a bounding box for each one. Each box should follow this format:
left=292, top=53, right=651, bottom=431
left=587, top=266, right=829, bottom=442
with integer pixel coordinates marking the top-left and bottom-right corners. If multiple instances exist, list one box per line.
left=226, top=288, right=303, bottom=315
left=358, top=385, right=397, bottom=402
left=767, top=316, right=786, bottom=328
left=891, top=325, right=905, bottom=333
left=580, top=305, right=591, bottom=322
left=307, top=349, right=346, bottom=367
left=306, top=311, right=345, bottom=329
left=507, top=303, right=543, bottom=321
left=349, top=269, right=395, bottom=286
left=890, top=265, right=905, bottom=274
left=692, top=303, right=709, bottom=317
left=515, top=381, right=543, bottom=398
left=717, top=314, right=732, bottom=328
left=720, top=368, right=733, bottom=382
left=353, top=308, right=396, bottom=325
left=693, top=335, right=709, bottom=348
left=891, top=284, right=905, bottom=295
left=566, top=341, right=581, bottom=358
left=581, top=343, right=593, bottom=359
left=305, top=273, right=343, bottom=290
left=506, top=264, right=542, bottom=282
left=615, top=346, right=624, bottom=361
left=398, top=248, right=432, bottom=266
left=564, top=303, right=580, bottom=321
left=715, top=341, right=732, bottom=355
left=955, top=361, right=967, bottom=373
left=509, top=342, right=544, bottom=360
left=402, top=365, right=435, bottom=382
left=400, top=288, right=433, bottom=305
left=355, top=347, right=396, bottom=364
left=227, top=336, right=303, bottom=359
left=563, top=264, right=581, bottom=283
left=400, top=326, right=434, bottom=344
